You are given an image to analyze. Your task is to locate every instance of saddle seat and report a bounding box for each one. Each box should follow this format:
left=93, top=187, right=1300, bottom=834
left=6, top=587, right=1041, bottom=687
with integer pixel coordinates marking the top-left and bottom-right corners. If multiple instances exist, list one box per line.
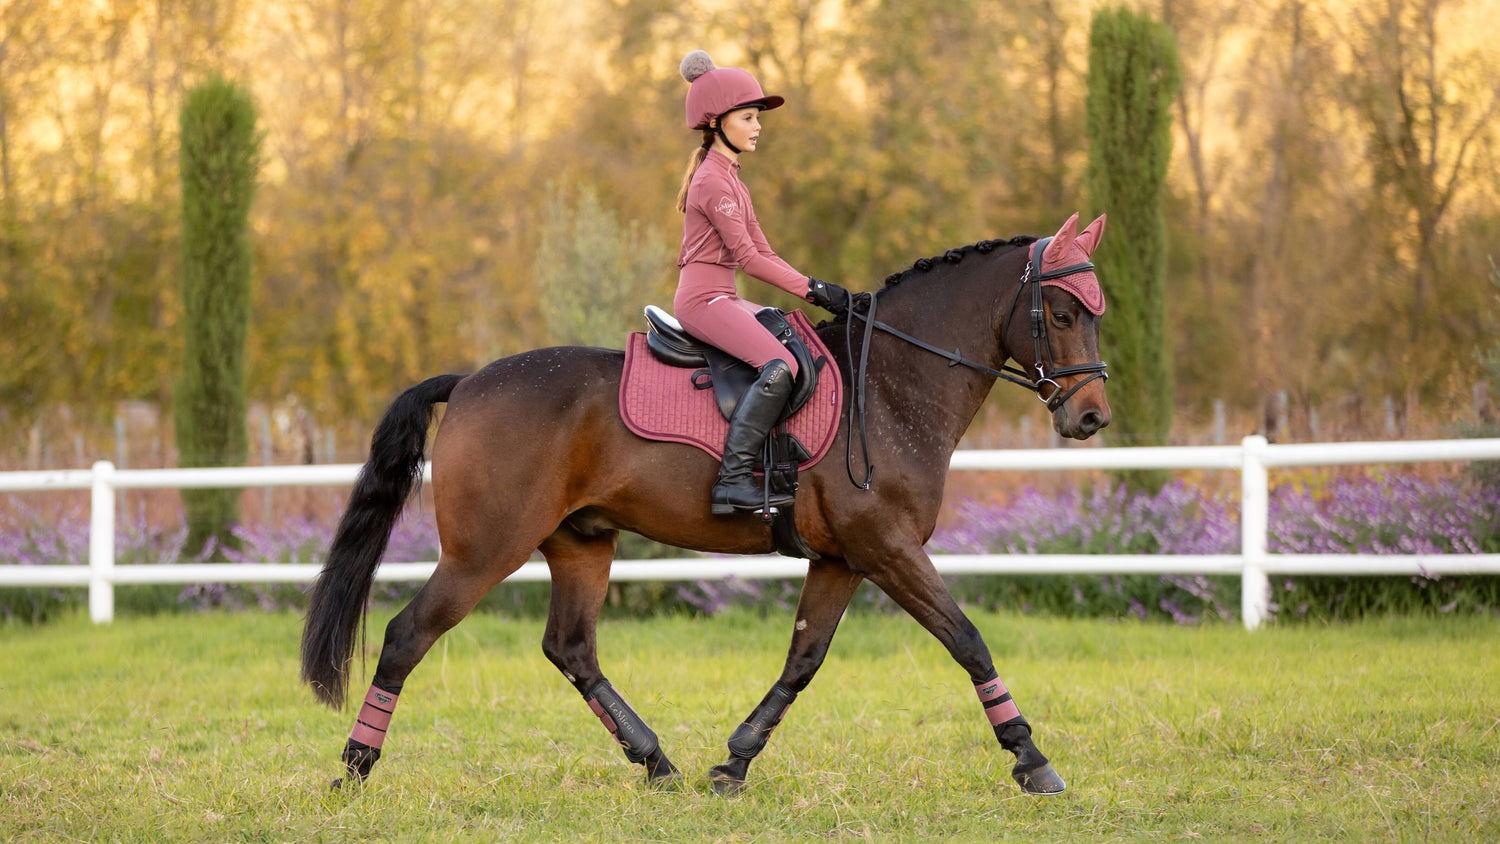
left=643, top=305, right=821, bottom=420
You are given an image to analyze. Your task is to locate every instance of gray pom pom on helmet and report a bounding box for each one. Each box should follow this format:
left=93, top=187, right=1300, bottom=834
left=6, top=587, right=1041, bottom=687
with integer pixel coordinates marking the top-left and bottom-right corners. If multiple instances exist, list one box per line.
left=679, top=50, right=784, bottom=130
left=680, top=49, right=717, bottom=83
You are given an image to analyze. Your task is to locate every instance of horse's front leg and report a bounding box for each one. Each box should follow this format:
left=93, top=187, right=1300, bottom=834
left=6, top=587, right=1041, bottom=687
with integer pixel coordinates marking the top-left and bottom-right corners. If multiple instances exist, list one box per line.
left=708, top=558, right=864, bottom=796
left=856, top=540, right=1066, bottom=795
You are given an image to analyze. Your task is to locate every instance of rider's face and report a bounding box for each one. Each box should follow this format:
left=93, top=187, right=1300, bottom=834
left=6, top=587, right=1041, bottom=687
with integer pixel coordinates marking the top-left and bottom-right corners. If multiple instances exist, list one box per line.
left=716, top=107, right=762, bottom=154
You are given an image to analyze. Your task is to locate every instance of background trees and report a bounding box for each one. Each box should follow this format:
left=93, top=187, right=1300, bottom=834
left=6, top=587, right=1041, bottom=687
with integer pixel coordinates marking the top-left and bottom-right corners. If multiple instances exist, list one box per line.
left=0, top=0, right=1496, bottom=464
left=534, top=182, right=674, bottom=346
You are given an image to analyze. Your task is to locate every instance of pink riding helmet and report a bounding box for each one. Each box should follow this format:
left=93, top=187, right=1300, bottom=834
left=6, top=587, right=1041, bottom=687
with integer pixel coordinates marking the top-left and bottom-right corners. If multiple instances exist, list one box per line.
left=681, top=50, right=784, bottom=130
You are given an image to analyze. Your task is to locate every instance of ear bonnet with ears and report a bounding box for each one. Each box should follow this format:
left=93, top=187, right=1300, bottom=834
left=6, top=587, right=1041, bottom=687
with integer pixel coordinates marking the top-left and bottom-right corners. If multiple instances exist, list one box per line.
left=1028, top=212, right=1107, bottom=315
left=680, top=50, right=785, bottom=131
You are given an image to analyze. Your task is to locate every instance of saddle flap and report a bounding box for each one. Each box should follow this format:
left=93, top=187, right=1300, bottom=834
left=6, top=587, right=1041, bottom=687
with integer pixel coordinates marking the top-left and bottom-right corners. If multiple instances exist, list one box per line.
left=755, top=309, right=820, bottom=417
left=703, top=349, right=756, bottom=419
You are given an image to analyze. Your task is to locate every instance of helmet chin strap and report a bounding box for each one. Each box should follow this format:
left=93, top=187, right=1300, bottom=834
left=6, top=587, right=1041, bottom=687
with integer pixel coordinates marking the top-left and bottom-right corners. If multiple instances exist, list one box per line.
left=711, top=121, right=743, bottom=155
left=709, top=103, right=764, bottom=155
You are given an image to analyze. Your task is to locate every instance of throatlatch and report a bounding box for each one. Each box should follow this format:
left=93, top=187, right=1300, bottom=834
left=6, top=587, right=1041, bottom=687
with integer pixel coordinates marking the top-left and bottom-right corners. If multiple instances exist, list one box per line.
left=584, top=680, right=660, bottom=764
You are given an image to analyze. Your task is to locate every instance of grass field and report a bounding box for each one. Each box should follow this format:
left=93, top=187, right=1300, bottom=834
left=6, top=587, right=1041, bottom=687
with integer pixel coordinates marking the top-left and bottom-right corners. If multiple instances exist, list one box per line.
left=2, top=607, right=1496, bottom=841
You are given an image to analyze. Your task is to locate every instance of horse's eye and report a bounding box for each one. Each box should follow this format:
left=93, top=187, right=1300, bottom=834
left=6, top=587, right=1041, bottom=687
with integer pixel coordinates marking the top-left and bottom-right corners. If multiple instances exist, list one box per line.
left=1052, top=312, right=1072, bottom=327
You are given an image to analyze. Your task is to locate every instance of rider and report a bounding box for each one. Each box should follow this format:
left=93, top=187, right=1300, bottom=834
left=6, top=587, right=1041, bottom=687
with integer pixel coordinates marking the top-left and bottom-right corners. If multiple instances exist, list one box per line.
left=674, top=49, right=852, bottom=515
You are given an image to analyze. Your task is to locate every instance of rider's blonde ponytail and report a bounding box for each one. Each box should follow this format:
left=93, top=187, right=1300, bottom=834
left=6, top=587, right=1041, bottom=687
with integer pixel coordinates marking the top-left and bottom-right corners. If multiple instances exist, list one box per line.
left=675, top=129, right=716, bottom=213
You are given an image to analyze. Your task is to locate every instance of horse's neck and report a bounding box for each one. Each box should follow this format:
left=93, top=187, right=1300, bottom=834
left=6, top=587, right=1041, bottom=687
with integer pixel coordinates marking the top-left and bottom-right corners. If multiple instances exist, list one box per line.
left=859, top=259, right=1016, bottom=455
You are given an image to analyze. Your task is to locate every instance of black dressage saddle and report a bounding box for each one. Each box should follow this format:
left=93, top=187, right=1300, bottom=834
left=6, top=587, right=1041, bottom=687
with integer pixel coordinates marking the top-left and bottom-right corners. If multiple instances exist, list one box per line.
left=642, top=305, right=821, bottom=422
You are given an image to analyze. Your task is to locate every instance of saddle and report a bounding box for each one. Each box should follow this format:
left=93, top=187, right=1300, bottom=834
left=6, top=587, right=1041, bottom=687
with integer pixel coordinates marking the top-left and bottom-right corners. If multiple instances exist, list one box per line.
left=642, top=306, right=821, bottom=421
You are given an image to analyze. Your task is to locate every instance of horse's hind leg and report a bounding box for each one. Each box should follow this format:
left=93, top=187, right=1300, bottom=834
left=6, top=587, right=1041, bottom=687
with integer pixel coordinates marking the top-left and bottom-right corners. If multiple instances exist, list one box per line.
left=708, top=558, right=865, bottom=796
left=857, top=541, right=1065, bottom=795
left=539, top=524, right=682, bottom=787
left=336, top=550, right=524, bottom=788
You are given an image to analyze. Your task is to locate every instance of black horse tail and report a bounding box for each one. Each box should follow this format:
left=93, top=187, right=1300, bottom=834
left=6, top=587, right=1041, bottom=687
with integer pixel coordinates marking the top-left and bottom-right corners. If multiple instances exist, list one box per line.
left=300, top=373, right=465, bottom=709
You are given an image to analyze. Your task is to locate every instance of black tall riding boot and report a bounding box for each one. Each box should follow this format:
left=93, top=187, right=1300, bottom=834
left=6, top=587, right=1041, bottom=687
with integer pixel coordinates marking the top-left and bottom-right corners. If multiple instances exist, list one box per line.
left=710, top=361, right=796, bottom=515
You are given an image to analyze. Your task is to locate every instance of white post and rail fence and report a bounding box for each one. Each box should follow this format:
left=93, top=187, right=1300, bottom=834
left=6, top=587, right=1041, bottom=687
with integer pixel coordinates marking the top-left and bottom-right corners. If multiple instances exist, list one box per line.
left=2, top=436, right=1498, bottom=630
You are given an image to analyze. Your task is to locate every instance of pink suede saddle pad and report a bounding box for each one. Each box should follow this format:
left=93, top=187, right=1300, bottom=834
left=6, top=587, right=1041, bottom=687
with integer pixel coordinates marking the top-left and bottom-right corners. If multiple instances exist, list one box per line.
left=619, top=309, right=843, bottom=469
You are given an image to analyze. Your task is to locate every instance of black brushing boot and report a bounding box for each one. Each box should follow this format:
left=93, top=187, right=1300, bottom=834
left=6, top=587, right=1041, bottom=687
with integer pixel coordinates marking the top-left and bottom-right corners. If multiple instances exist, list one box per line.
left=711, top=361, right=796, bottom=515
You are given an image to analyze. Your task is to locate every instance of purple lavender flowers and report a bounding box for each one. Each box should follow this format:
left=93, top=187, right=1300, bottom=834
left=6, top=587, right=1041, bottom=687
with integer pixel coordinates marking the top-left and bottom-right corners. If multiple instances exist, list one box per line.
left=4, top=473, right=1496, bottom=623
left=930, top=474, right=1499, bottom=623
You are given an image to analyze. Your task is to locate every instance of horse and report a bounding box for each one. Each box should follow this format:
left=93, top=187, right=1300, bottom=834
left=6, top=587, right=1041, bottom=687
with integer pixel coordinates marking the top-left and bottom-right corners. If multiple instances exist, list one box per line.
left=300, top=212, right=1112, bottom=796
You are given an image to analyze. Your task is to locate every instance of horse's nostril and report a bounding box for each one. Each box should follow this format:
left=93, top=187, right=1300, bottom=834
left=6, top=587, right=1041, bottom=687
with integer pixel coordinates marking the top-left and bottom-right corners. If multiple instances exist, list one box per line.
left=1080, top=410, right=1103, bottom=433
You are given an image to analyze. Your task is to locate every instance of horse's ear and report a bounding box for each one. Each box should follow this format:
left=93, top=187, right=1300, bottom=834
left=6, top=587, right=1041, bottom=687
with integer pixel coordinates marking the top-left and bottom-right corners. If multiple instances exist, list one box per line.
left=1076, top=213, right=1107, bottom=257
left=1042, top=212, right=1080, bottom=265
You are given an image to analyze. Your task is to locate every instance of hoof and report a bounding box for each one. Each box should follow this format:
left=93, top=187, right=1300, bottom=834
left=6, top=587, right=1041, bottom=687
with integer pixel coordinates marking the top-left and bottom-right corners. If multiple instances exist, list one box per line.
left=330, top=777, right=343, bottom=791
left=1012, top=762, right=1066, bottom=795
left=709, top=774, right=747, bottom=797
left=341, top=741, right=381, bottom=785
left=642, top=748, right=683, bottom=790
left=708, top=760, right=750, bottom=796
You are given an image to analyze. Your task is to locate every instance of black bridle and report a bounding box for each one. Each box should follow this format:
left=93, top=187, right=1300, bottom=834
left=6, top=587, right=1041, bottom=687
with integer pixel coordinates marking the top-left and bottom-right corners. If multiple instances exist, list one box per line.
left=838, top=237, right=1109, bottom=487
left=1003, top=236, right=1110, bottom=409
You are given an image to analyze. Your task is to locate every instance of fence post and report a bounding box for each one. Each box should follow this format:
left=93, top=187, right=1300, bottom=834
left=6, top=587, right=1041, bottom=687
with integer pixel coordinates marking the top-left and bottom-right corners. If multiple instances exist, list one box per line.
left=1240, top=435, right=1270, bottom=630
left=89, top=460, right=116, bottom=624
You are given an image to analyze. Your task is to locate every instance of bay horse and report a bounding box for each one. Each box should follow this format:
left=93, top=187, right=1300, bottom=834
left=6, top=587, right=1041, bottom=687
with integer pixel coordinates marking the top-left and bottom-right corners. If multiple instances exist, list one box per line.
left=301, top=212, right=1112, bottom=796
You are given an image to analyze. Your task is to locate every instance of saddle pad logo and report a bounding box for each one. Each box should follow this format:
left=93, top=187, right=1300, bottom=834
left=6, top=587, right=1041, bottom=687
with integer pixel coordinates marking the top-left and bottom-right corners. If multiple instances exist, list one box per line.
left=715, top=196, right=739, bottom=217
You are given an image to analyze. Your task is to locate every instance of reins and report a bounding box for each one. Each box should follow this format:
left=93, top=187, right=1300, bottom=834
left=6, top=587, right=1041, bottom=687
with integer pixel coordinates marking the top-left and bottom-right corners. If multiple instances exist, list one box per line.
left=838, top=238, right=1109, bottom=489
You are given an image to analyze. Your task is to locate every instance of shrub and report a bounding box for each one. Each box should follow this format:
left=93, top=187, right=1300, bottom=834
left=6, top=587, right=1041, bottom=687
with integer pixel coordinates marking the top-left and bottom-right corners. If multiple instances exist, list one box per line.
left=932, top=481, right=1239, bottom=622
left=931, top=475, right=1500, bottom=623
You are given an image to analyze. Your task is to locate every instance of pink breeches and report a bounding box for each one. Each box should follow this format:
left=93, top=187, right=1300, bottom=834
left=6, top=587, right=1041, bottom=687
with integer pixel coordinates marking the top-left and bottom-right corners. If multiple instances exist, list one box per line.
left=674, top=263, right=799, bottom=378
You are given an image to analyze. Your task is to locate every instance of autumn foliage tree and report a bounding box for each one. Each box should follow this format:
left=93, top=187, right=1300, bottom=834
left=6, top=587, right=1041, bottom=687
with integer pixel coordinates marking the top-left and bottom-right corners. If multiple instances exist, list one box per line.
left=1, top=0, right=1497, bottom=467
left=176, top=77, right=260, bottom=553
left=534, top=182, right=673, bottom=347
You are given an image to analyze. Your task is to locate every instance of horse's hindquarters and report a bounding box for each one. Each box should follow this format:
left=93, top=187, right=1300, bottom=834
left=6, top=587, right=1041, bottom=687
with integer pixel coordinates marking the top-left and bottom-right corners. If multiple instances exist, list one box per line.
left=430, top=347, right=779, bottom=561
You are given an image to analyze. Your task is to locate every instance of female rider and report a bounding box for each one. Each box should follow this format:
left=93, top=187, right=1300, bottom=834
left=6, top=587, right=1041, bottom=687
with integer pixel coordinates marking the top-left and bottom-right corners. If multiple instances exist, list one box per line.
left=674, top=50, right=852, bottom=515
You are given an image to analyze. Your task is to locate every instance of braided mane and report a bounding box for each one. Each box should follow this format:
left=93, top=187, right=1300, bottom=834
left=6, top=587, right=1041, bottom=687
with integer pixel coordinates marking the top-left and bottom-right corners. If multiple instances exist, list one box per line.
left=881, top=235, right=1038, bottom=288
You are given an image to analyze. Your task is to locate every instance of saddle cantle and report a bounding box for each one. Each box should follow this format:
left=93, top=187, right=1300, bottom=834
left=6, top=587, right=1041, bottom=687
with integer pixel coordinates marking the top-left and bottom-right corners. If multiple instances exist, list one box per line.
left=642, top=305, right=821, bottom=421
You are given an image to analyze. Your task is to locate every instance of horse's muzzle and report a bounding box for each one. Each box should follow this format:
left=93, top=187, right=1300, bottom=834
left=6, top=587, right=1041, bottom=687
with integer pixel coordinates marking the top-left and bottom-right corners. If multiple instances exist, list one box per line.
left=1053, top=395, right=1111, bottom=440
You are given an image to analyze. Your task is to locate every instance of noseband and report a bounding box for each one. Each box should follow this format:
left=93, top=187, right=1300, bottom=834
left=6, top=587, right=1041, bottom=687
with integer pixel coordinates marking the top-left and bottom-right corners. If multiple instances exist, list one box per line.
left=838, top=239, right=1109, bottom=487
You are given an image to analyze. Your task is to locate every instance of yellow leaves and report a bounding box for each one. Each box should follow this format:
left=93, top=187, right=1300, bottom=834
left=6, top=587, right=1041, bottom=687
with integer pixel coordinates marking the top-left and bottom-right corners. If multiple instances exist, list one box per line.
left=0, top=0, right=1496, bottom=436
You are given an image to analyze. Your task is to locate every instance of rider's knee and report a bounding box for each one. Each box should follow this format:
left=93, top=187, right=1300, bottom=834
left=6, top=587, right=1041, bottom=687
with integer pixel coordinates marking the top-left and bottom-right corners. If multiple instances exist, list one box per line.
left=769, top=355, right=798, bottom=380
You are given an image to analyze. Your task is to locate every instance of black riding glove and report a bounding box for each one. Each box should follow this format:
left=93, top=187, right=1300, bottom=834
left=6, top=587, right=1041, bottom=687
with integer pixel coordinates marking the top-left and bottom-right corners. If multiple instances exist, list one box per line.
left=807, top=278, right=852, bottom=316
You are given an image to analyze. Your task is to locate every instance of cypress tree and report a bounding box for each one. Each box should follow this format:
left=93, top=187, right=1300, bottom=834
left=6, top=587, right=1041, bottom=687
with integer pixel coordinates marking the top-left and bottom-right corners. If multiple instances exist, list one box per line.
left=176, top=76, right=261, bottom=554
left=1085, top=6, right=1181, bottom=489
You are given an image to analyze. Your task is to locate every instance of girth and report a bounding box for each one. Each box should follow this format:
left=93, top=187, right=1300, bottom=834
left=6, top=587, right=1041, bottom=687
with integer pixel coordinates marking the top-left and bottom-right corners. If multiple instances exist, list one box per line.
left=643, top=305, right=821, bottom=421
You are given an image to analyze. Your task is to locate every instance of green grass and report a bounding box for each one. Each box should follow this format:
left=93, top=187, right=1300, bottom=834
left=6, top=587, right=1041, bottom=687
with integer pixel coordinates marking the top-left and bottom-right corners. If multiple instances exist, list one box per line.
left=2, top=609, right=1496, bottom=841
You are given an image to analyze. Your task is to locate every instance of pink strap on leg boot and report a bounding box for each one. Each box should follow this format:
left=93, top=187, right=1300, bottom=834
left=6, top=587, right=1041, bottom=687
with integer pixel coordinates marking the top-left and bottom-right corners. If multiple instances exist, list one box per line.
left=349, top=684, right=400, bottom=749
